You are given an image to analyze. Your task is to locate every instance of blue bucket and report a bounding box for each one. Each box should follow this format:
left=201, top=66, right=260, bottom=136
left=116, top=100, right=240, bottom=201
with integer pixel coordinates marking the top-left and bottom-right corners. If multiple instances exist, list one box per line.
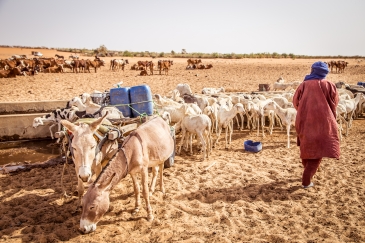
left=244, top=140, right=262, bottom=153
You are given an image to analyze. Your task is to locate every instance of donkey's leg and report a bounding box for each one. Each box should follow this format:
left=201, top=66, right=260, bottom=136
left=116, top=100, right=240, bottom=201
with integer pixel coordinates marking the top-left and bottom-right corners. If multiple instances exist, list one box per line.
left=149, top=166, right=159, bottom=196
left=130, top=173, right=141, bottom=215
left=141, top=167, right=153, bottom=221
left=158, top=163, right=165, bottom=194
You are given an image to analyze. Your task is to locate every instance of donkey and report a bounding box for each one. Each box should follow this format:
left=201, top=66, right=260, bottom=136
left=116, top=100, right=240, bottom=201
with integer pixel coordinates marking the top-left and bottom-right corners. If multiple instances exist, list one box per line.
left=79, top=116, right=174, bottom=234
left=60, top=113, right=119, bottom=208
left=55, top=54, right=64, bottom=59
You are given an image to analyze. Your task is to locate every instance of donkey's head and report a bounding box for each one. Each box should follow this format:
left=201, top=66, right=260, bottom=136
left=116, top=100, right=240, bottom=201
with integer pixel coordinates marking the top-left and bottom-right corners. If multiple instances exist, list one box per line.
left=61, top=113, right=108, bottom=182
left=79, top=173, right=116, bottom=234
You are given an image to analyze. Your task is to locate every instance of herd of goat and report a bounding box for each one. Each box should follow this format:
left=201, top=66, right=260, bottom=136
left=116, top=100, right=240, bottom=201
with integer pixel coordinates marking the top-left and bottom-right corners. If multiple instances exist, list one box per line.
left=32, top=81, right=365, bottom=162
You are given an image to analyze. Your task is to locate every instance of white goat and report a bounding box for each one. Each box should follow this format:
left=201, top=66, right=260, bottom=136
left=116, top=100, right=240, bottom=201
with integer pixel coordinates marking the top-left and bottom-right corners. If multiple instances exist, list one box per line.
left=263, top=100, right=297, bottom=148
left=68, top=95, right=124, bottom=119
left=178, top=110, right=212, bottom=161
left=215, top=103, right=245, bottom=149
left=33, top=107, right=79, bottom=142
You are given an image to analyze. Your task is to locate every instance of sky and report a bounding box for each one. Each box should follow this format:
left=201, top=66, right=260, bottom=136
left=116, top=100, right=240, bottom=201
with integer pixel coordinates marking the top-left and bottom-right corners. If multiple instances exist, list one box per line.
left=0, top=0, right=364, bottom=56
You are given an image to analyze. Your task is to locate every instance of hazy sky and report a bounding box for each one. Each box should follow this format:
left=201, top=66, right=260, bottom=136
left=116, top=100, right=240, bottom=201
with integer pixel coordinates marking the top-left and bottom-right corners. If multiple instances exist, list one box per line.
left=1, top=0, right=364, bottom=56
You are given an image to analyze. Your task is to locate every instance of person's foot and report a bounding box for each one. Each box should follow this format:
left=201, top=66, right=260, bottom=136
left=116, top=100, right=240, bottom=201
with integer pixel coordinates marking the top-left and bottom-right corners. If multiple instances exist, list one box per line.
left=302, top=182, right=314, bottom=189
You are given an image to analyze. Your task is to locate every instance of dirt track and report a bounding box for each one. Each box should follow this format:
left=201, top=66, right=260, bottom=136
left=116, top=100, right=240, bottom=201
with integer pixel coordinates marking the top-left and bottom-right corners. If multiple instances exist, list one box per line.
left=0, top=48, right=365, bottom=242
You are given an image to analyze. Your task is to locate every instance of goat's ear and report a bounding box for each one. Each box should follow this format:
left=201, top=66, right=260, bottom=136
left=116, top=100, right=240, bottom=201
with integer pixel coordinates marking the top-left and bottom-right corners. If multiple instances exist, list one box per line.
left=97, top=173, right=116, bottom=191
left=61, top=120, right=77, bottom=133
left=89, top=112, right=108, bottom=132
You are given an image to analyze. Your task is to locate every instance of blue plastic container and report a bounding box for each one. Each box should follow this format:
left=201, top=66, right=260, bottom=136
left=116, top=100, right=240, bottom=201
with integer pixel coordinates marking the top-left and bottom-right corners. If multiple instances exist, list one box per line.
left=110, top=87, right=132, bottom=118
left=129, top=85, right=153, bottom=118
left=244, top=140, right=262, bottom=153
left=357, top=82, right=365, bottom=87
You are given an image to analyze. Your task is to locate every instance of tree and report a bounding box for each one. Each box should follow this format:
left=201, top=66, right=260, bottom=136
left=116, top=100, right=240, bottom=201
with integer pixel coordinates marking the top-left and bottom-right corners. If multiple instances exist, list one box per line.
left=182, top=49, right=187, bottom=54
left=97, top=45, right=108, bottom=55
left=171, top=50, right=175, bottom=55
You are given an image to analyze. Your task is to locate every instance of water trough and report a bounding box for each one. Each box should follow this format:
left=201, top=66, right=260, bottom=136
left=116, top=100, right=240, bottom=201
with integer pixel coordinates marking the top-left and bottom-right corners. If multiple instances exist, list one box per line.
left=0, top=100, right=68, bottom=168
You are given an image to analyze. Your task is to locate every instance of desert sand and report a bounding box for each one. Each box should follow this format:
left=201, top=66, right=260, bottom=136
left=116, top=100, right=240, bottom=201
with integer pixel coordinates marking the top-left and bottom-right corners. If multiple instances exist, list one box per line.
left=0, top=48, right=365, bottom=242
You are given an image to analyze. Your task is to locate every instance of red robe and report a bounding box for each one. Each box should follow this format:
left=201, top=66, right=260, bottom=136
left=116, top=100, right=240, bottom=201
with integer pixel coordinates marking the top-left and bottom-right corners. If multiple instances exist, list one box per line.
left=293, top=79, right=340, bottom=159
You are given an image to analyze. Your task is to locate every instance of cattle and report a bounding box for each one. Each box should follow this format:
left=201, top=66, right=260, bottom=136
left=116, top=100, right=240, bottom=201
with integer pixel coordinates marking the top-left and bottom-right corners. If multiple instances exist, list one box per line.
left=35, top=58, right=57, bottom=69
left=205, top=64, right=213, bottom=69
left=86, top=59, right=105, bottom=73
left=149, top=61, right=155, bottom=75
left=0, top=67, right=24, bottom=78
left=187, top=58, right=202, bottom=67
left=63, top=60, right=74, bottom=72
left=44, top=65, right=64, bottom=73
left=73, top=59, right=87, bottom=73
left=137, top=60, right=150, bottom=70
left=327, top=60, right=348, bottom=73
left=337, top=61, right=348, bottom=73
left=159, top=60, right=173, bottom=75
left=140, top=70, right=148, bottom=76
left=110, top=59, right=129, bottom=71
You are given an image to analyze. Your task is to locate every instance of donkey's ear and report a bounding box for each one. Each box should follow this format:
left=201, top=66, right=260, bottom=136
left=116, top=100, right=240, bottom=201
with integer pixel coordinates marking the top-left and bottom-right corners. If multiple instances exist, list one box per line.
left=61, top=120, right=77, bottom=133
left=89, top=112, right=108, bottom=132
left=97, top=173, right=116, bottom=191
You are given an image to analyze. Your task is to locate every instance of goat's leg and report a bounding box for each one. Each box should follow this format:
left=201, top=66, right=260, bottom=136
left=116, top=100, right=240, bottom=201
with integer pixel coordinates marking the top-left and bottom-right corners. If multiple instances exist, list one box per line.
left=190, top=133, right=194, bottom=155
left=178, top=129, right=186, bottom=154
left=49, top=123, right=56, bottom=140
left=214, top=127, right=222, bottom=148
left=130, top=173, right=141, bottom=215
left=286, top=125, right=291, bottom=148
left=240, top=113, right=245, bottom=131
left=229, top=121, right=233, bottom=146
left=149, top=166, right=159, bottom=196
left=197, top=133, right=206, bottom=160
left=141, top=168, right=153, bottom=221
left=235, top=115, right=240, bottom=130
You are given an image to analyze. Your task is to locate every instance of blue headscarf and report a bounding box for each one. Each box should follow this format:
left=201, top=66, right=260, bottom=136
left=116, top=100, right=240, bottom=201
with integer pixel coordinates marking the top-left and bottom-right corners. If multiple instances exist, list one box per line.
left=304, top=61, right=329, bottom=81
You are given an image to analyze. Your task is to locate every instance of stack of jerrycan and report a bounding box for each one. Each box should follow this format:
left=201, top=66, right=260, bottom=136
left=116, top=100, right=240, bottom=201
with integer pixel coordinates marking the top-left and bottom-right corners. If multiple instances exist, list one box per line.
left=109, top=84, right=153, bottom=118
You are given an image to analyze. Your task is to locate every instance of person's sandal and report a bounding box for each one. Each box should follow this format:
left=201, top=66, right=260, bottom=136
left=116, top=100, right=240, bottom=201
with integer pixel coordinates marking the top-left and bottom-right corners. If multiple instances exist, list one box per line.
left=302, top=182, right=314, bottom=189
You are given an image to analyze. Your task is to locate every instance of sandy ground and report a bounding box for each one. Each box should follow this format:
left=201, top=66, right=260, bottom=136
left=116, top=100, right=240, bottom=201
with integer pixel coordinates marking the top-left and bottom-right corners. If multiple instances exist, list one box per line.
left=0, top=48, right=365, bottom=242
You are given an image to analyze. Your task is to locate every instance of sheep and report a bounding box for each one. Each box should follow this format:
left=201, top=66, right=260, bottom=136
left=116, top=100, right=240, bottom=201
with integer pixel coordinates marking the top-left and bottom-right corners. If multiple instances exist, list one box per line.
left=263, top=100, right=297, bottom=148
left=215, top=103, right=245, bottom=149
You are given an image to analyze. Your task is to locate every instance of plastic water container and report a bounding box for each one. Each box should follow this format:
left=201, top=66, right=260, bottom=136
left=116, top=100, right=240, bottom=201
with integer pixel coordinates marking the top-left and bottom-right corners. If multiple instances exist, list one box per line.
left=244, top=140, right=262, bottom=153
left=129, top=85, right=153, bottom=118
left=357, top=82, right=365, bottom=87
left=110, top=87, right=132, bottom=118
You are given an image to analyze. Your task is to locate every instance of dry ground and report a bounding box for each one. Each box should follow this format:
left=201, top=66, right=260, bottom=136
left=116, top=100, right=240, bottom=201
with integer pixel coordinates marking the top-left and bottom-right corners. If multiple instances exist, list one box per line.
left=0, top=48, right=365, bottom=242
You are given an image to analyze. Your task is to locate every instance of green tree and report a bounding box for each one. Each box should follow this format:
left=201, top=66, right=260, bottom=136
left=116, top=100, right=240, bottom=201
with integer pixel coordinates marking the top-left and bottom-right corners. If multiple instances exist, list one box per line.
left=159, top=52, right=165, bottom=57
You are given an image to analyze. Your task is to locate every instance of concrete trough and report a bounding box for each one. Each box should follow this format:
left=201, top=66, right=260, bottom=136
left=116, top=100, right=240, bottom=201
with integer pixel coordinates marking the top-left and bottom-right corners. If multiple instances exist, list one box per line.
left=0, top=100, right=68, bottom=115
left=0, top=113, right=58, bottom=141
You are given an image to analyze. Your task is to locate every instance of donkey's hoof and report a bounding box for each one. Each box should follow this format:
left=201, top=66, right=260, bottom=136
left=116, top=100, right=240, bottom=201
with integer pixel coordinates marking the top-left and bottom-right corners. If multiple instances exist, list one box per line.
left=147, top=214, right=154, bottom=222
left=132, top=208, right=139, bottom=215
